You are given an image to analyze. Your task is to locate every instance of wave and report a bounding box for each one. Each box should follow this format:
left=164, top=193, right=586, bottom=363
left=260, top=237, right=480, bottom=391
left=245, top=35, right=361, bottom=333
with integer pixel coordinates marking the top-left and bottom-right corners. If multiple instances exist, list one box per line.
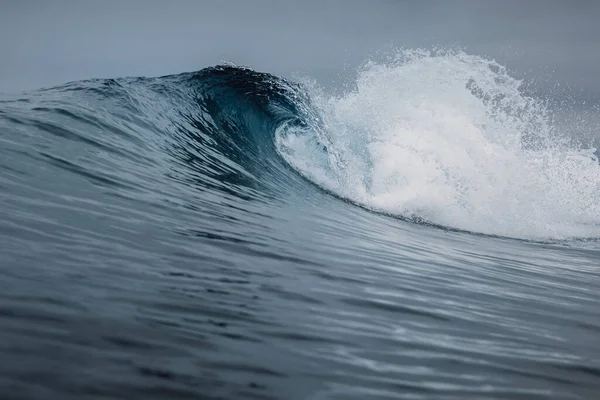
left=3, top=51, right=600, bottom=241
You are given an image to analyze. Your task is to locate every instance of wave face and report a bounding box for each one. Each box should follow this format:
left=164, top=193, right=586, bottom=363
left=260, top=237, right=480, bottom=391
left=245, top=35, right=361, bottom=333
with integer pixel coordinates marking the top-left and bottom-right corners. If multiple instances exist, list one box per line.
left=1, top=53, right=600, bottom=400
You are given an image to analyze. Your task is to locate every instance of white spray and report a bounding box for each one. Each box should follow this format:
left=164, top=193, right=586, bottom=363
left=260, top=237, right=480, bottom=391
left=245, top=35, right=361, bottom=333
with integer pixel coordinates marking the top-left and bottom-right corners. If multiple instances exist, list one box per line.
left=276, top=50, right=600, bottom=240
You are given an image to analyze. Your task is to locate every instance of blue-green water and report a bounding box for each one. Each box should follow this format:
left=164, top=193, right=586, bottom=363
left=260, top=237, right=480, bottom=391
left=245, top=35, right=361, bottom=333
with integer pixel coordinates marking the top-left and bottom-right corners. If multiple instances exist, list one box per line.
left=1, top=59, right=599, bottom=400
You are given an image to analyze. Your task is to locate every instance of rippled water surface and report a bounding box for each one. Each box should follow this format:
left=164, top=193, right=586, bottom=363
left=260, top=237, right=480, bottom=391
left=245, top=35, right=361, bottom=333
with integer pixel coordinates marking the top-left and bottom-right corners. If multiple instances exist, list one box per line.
left=1, top=56, right=599, bottom=400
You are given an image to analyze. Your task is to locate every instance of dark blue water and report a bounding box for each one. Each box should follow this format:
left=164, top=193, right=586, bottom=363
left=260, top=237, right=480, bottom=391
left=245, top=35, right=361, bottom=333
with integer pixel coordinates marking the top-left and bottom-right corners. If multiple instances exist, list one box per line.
left=1, top=60, right=599, bottom=400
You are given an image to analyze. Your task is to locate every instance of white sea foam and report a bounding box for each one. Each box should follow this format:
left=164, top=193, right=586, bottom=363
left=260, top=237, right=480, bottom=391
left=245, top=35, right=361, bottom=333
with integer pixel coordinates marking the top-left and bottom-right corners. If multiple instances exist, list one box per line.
left=276, top=50, right=600, bottom=239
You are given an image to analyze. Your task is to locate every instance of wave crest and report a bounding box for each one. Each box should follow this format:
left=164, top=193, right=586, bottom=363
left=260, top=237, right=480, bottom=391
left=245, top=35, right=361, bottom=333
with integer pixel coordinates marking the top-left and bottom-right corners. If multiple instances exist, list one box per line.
left=276, top=50, right=600, bottom=239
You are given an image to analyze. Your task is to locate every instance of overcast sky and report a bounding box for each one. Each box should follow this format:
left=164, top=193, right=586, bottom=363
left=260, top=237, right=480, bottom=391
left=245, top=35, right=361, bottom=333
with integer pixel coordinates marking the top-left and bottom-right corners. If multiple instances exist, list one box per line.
left=1, top=0, right=599, bottom=99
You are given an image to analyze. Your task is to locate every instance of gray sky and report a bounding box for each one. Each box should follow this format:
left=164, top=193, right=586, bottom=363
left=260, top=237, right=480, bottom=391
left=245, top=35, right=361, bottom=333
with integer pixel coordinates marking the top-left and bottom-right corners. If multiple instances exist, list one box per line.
left=1, top=0, right=599, bottom=99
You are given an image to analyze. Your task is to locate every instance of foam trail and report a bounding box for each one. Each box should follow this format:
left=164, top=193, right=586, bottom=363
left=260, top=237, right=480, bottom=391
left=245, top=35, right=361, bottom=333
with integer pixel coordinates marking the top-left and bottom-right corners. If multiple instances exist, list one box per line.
left=276, top=50, right=600, bottom=240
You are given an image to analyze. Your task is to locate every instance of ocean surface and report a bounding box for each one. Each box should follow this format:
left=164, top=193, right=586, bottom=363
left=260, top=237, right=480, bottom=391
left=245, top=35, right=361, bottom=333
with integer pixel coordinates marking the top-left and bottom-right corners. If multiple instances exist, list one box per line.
left=1, top=50, right=600, bottom=399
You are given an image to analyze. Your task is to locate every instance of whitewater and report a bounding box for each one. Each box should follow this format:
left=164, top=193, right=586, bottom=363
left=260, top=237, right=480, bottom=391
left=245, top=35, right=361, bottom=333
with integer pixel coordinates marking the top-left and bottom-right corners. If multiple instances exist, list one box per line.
left=277, top=50, right=600, bottom=240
